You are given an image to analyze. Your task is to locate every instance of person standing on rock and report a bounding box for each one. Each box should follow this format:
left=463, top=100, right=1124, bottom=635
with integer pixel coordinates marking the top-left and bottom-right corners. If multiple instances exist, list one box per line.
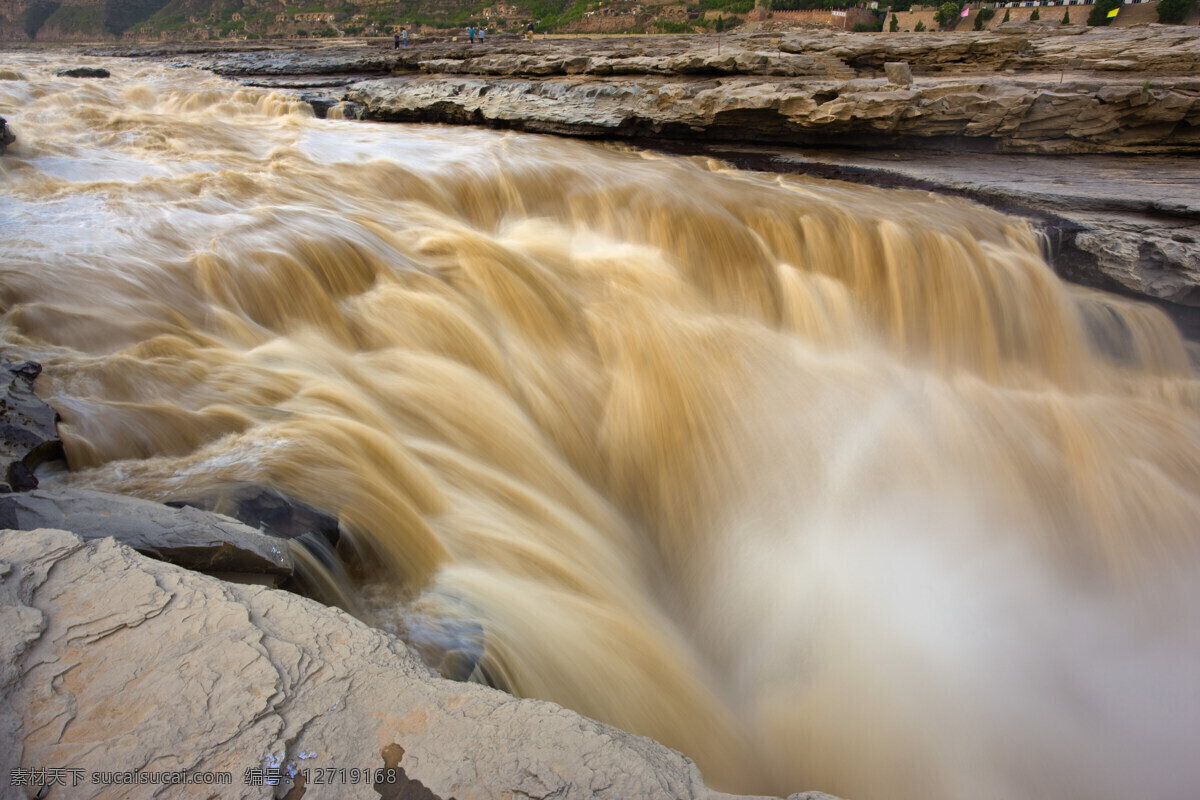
left=468, top=26, right=475, bottom=43
left=393, top=32, right=400, bottom=49
left=526, top=22, right=534, bottom=42
left=478, top=27, right=485, bottom=44
left=402, top=27, right=408, bottom=47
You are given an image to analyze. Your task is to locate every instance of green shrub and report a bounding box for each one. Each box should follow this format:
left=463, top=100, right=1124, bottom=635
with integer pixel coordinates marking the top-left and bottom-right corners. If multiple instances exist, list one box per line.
left=1088, top=0, right=1120, bottom=25
left=974, top=6, right=994, bottom=28
left=914, top=19, right=925, bottom=30
left=890, top=12, right=899, bottom=30
left=656, top=19, right=690, bottom=32
left=1002, top=7, right=1010, bottom=21
left=1062, top=8, right=1070, bottom=23
left=1029, top=7, right=1039, bottom=20
left=1157, top=0, right=1196, bottom=23
left=934, top=1, right=961, bottom=27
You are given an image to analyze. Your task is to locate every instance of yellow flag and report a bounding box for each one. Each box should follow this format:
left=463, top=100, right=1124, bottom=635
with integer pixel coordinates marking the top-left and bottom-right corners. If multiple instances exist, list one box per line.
left=1107, top=7, right=1119, bottom=16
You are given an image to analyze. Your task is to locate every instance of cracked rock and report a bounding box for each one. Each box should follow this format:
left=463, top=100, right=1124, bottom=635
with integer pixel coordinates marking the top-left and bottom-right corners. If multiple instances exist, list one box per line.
left=0, top=528, right=838, bottom=800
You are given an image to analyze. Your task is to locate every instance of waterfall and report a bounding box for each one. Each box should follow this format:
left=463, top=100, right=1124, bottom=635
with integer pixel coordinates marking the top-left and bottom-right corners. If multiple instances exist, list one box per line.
left=2, top=55, right=1199, bottom=800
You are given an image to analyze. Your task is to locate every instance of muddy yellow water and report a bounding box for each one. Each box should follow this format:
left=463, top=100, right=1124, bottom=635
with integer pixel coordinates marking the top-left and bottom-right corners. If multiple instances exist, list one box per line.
left=3, top=55, right=1199, bottom=800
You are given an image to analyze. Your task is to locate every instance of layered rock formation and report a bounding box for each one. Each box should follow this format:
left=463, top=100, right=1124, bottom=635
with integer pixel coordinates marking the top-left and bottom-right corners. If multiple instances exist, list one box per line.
left=0, top=527, right=839, bottom=800
left=138, top=27, right=1200, bottom=154
left=344, top=70, right=1200, bottom=154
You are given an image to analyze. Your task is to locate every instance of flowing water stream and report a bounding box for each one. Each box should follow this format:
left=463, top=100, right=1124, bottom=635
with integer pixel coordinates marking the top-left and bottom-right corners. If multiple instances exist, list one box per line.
left=3, top=54, right=1200, bottom=800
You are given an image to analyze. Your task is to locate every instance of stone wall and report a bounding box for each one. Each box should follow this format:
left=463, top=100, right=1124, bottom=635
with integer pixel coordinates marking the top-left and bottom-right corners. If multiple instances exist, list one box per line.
left=887, top=1, right=1192, bottom=32
left=749, top=7, right=879, bottom=29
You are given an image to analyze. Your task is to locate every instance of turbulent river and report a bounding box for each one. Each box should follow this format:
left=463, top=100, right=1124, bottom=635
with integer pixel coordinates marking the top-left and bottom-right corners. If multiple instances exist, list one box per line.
left=3, top=54, right=1200, bottom=800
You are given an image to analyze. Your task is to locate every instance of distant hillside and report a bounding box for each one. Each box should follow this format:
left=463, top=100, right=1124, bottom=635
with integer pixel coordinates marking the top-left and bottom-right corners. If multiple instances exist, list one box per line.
left=1, top=0, right=754, bottom=41
left=0, top=0, right=485, bottom=41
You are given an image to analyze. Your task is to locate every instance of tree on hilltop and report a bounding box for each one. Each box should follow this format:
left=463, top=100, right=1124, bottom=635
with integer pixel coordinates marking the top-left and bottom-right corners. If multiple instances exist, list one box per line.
left=934, top=1, right=961, bottom=28
left=1157, top=0, right=1196, bottom=24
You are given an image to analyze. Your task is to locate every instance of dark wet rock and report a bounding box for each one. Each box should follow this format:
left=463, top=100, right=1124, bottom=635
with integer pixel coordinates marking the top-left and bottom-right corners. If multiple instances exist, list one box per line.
left=56, top=67, right=111, bottom=79
left=298, top=92, right=365, bottom=120
left=0, top=362, right=64, bottom=492
left=297, top=92, right=337, bottom=118
left=394, top=612, right=486, bottom=683
left=0, top=487, right=292, bottom=574
left=165, top=481, right=340, bottom=548
left=0, top=117, right=13, bottom=154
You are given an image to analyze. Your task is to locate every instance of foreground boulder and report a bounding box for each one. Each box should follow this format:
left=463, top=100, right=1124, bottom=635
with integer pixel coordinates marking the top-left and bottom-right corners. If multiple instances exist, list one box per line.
left=0, top=117, right=13, bottom=154
left=0, top=488, right=291, bottom=575
left=0, top=362, right=63, bottom=492
left=0, top=528, right=839, bottom=800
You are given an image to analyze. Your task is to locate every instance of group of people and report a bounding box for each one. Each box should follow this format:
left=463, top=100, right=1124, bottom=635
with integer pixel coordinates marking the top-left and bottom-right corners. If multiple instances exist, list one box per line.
left=392, top=22, right=538, bottom=49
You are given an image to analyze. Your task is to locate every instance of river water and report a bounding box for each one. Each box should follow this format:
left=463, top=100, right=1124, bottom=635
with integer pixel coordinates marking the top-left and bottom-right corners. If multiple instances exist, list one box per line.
left=3, top=54, right=1200, bottom=800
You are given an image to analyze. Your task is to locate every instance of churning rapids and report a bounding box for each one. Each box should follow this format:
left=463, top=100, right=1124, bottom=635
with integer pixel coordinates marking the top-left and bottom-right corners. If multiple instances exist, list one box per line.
left=3, top=54, right=1200, bottom=800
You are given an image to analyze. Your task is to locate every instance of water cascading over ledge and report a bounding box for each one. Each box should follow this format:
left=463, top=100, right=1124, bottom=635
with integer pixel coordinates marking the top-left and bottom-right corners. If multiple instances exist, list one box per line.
left=2, top=56, right=1199, bottom=800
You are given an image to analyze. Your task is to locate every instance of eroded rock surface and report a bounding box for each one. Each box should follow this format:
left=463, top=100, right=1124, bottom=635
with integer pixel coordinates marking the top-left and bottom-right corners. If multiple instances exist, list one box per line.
left=0, top=528, right=837, bottom=800
left=345, top=72, right=1200, bottom=155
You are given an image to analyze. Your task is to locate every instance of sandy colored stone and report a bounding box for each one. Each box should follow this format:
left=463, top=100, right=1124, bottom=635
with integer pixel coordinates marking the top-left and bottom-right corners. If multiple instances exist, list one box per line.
left=884, top=62, right=912, bottom=86
left=0, top=528, right=838, bottom=800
